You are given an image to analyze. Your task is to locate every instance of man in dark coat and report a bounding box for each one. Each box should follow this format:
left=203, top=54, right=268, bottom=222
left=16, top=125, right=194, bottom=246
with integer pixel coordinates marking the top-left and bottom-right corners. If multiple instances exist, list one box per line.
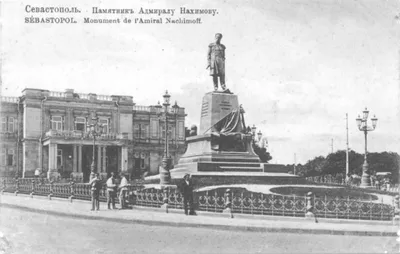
left=180, top=174, right=195, bottom=215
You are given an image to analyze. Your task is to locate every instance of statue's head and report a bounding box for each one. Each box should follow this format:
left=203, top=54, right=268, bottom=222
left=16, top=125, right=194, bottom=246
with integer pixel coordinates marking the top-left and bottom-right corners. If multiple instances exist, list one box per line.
left=215, top=33, right=223, bottom=43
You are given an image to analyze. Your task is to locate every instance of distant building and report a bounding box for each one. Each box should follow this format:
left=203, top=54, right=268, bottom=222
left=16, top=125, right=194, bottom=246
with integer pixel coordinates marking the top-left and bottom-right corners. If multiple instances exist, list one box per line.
left=0, top=88, right=186, bottom=182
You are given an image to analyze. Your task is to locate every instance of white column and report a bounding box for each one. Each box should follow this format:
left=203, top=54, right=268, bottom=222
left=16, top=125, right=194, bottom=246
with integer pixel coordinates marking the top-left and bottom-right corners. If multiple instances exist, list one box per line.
left=121, top=146, right=128, bottom=173
left=48, top=143, right=57, bottom=171
left=47, top=143, right=59, bottom=179
left=73, top=145, right=77, bottom=172
left=78, top=145, right=82, bottom=173
left=102, top=146, right=106, bottom=173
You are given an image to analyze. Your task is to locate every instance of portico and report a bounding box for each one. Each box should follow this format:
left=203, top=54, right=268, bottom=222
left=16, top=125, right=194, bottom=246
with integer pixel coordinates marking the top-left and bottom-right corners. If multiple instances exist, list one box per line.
left=42, top=137, right=128, bottom=182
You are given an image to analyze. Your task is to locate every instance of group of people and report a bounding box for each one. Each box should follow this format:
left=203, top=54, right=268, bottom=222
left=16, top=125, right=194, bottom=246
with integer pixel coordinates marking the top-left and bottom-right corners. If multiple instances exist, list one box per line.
left=88, top=172, right=129, bottom=211
left=88, top=172, right=196, bottom=215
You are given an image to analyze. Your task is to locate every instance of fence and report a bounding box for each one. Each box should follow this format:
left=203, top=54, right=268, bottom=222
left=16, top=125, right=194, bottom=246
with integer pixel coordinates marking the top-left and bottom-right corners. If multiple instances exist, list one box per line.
left=0, top=178, right=144, bottom=203
left=0, top=178, right=395, bottom=221
left=133, top=187, right=394, bottom=221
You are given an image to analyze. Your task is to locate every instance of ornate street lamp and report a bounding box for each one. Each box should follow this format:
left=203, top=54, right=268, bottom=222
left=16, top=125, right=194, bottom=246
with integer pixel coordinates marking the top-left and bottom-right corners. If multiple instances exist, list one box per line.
left=251, top=125, right=257, bottom=138
left=356, top=108, right=378, bottom=188
left=86, top=116, right=103, bottom=178
left=160, top=90, right=172, bottom=185
left=257, top=130, right=263, bottom=143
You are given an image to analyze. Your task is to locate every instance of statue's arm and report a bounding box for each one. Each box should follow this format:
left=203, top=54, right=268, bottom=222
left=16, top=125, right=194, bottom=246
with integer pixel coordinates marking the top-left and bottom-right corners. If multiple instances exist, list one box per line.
left=222, top=44, right=226, bottom=61
left=207, top=44, right=212, bottom=67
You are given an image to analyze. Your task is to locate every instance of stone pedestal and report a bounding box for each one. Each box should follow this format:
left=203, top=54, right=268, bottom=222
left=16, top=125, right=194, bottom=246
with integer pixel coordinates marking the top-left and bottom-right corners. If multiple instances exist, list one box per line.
left=199, top=91, right=239, bottom=135
left=359, top=161, right=372, bottom=188
left=169, top=92, right=262, bottom=180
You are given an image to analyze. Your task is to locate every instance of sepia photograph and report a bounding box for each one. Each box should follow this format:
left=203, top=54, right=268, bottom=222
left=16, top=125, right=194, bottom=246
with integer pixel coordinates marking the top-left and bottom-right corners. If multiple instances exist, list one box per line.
left=0, top=0, right=400, bottom=253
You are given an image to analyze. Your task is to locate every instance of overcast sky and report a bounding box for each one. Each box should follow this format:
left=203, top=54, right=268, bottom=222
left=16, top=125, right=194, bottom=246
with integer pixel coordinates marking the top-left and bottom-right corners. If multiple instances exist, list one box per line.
left=1, top=0, right=399, bottom=164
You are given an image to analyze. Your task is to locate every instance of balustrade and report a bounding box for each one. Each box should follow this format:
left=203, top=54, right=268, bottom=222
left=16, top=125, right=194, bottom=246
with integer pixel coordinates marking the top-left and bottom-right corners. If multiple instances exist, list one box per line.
left=0, top=96, right=18, bottom=103
left=69, top=181, right=75, bottom=202
left=45, top=129, right=120, bottom=140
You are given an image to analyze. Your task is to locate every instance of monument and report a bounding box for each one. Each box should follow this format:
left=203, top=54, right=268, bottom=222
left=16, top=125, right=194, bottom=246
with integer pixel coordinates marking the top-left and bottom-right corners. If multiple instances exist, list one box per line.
left=146, top=33, right=303, bottom=186
left=207, top=33, right=226, bottom=91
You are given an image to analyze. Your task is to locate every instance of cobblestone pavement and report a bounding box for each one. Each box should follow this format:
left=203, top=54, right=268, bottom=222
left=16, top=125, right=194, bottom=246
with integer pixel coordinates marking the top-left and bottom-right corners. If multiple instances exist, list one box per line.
left=0, top=207, right=398, bottom=254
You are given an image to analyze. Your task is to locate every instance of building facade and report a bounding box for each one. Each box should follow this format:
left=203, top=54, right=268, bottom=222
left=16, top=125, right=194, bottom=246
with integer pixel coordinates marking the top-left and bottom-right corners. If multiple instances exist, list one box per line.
left=0, top=88, right=186, bottom=182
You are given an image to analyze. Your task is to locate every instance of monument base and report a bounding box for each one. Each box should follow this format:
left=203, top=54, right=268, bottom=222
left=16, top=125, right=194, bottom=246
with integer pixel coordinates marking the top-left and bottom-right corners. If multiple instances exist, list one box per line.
left=145, top=171, right=306, bottom=188
left=144, top=90, right=305, bottom=187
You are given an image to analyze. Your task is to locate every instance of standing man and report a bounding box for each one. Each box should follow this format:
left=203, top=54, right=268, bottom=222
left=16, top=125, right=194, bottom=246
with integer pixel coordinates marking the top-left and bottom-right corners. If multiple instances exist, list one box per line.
left=207, top=33, right=227, bottom=91
left=179, top=174, right=195, bottom=215
left=89, top=173, right=101, bottom=211
left=118, top=174, right=128, bottom=209
left=106, top=172, right=117, bottom=209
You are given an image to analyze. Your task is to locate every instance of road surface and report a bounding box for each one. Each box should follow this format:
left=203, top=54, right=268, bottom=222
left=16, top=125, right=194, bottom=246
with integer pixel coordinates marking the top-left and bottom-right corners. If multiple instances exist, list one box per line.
left=0, top=207, right=396, bottom=254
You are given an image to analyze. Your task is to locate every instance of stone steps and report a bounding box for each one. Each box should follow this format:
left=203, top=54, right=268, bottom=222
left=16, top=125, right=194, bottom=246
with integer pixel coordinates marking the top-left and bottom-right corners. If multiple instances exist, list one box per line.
left=219, top=166, right=263, bottom=172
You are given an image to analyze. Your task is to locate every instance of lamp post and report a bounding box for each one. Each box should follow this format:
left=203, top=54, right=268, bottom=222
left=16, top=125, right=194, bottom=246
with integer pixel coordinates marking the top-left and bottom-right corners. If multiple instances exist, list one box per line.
left=257, top=130, right=262, bottom=144
left=356, top=108, right=378, bottom=188
left=160, top=90, right=172, bottom=186
left=251, top=125, right=257, bottom=139
left=86, top=116, right=103, bottom=180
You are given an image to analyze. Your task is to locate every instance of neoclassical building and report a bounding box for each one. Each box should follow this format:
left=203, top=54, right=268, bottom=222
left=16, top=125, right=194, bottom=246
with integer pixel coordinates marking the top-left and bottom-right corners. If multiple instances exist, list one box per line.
left=0, top=88, right=186, bottom=182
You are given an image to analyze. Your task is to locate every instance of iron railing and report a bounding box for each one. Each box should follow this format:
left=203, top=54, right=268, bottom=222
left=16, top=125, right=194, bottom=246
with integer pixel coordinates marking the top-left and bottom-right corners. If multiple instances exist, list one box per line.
left=0, top=178, right=395, bottom=221
left=132, top=187, right=394, bottom=221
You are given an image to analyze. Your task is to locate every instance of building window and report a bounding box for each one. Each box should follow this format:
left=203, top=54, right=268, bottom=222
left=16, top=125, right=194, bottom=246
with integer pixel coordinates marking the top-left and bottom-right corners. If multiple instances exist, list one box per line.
left=140, top=124, right=149, bottom=139
left=178, top=121, right=185, bottom=140
left=57, top=149, right=63, bottom=169
left=1, top=149, right=15, bottom=166
left=134, top=124, right=140, bottom=138
left=161, top=125, right=175, bottom=140
left=1, top=148, right=5, bottom=166
left=150, top=119, right=158, bottom=138
left=7, top=149, right=14, bottom=166
left=51, top=116, right=63, bottom=130
left=8, top=117, right=14, bottom=133
left=1, top=118, right=6, bottom=132
left=134, top=124, right=149, bottom=139
left=1, top=117, right=16, bottom=133
left=99, top=118, right=109, bottom=134
left=75, top=117, right=86, bottom=131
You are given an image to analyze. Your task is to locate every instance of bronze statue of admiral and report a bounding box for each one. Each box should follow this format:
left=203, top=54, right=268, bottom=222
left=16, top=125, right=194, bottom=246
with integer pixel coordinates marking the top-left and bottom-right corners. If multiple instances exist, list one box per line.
left=207, top=33, right=227, bottom=91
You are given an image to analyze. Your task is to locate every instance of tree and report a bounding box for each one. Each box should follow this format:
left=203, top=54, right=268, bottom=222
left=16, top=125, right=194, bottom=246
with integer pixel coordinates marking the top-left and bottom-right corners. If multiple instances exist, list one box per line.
left=348, top=150, right=364, bottom=176
left=252, top=144, right=272, bottom=163
left=322, top=150, right=346, bottom=175
left=300, top=156, right=326, bottom=176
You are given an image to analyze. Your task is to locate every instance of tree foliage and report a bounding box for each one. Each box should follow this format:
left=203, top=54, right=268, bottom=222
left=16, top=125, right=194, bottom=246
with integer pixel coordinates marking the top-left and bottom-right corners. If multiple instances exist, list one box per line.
left=295, top=150, right=400, bottom=183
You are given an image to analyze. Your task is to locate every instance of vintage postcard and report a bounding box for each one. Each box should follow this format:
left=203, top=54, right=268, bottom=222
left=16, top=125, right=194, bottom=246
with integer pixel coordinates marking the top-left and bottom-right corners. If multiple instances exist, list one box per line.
left=0, top=0, right=399, bottom=253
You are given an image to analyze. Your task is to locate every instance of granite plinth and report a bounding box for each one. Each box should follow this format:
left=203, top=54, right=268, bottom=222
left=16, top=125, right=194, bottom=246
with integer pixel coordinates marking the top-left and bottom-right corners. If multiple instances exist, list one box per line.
left=145, top=171, right=306, bottom=188
left=174, top=133, right=261, bottom=173
left=199, top=92, right=239, bottom=135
